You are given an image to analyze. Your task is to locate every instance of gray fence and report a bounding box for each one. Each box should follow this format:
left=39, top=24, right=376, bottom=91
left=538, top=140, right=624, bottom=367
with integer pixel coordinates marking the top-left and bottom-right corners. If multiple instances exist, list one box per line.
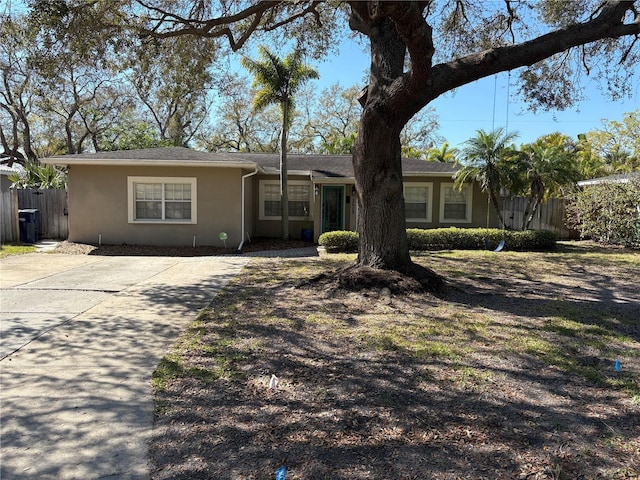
left=1, top=189, right=19, bottom=243
left=0, top=188, right=68, bottom=243
left=502, top=196, right=577, bottom=239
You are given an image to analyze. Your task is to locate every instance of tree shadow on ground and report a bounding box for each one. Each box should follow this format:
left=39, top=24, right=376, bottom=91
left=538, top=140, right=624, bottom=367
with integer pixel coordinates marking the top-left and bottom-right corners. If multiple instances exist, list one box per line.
left=149, top=253, right=640, bottom=480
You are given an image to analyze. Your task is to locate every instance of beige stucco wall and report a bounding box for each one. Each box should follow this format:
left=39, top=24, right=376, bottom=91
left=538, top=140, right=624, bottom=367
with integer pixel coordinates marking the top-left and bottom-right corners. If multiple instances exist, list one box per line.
left=243, top=174, right=256, bottom=242
left=252, top=174, right=319, bottom=240
left=67, top=165, right=247, bottom=247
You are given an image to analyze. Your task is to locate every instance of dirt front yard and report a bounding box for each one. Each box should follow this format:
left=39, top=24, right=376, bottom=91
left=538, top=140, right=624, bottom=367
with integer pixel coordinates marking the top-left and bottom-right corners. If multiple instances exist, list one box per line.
left=149, top=244, right=639, bottom=480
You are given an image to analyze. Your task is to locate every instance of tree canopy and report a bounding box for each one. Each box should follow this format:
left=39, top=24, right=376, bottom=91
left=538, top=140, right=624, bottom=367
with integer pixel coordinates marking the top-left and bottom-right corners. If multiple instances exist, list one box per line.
left=4, top=0, right=640, bottom=280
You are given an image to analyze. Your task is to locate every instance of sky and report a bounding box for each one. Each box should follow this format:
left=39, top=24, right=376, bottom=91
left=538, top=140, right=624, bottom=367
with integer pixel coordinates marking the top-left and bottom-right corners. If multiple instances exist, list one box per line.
left=314, top=36, right=640, bottom=149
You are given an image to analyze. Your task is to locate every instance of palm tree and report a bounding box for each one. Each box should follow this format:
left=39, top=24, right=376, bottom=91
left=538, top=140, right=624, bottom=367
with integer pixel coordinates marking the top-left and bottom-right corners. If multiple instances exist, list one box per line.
left=518, top=139, right=580, bottom=230
left=242, top=47, right=318, bottom=240
left=454, top=128, right=519, bottom=228
left=426, top=142, right=458, bottom=163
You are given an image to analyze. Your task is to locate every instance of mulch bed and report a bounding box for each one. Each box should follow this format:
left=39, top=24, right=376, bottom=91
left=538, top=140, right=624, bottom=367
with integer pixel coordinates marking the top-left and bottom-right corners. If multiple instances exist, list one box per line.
left=53, top=237, right=313, bottom=256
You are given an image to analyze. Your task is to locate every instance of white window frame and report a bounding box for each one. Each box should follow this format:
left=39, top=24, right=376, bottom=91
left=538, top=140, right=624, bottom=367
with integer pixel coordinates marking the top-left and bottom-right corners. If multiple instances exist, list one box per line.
left=439, top=183, right=473, bottom=223
left=259, top=180, right=313, bottom=221
left=404, top=182, right=433, bottom=222
left=127, top=176, right=197, bottom=224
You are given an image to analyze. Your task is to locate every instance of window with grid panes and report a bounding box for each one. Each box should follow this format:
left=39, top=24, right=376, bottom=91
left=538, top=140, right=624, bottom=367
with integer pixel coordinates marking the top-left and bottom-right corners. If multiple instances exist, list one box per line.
left=260, top=181, right=311, bottom=220
left=440, top=184, right=471, bottom=222
left=263, top=183, right=281, bottom=217
left=128, top=177, right=196, bottom=223
left=404, top=184, right=432, bottom=221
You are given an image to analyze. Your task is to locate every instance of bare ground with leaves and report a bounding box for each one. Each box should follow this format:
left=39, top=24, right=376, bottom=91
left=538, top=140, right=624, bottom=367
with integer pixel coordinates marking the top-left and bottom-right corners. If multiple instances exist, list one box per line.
left=149, top=245, right=639, bottom=480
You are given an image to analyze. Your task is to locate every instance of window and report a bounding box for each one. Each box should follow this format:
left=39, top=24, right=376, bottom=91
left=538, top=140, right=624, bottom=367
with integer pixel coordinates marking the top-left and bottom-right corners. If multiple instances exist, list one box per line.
left=404, top=183, right=432, bottom=222
left=263, top=183, right=281, bottom=217
left=128, top=177, right=197, bottom=224
left=440, top=183, right=472, bottom=223
left=259, top=180, right=312, bottom=220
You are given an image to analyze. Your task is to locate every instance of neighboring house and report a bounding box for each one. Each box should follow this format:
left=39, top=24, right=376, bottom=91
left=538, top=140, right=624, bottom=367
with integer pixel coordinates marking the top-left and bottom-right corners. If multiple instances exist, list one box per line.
left=41, top=147, right=499, bottom=248
left=577, top=171, right=640, bottom=187
left=0, top=165, right=18, bottom=192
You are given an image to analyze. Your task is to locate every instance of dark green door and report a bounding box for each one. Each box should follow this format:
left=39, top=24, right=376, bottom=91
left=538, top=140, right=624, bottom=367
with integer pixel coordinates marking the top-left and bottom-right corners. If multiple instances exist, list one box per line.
left=321, top=185, right=344, bottom=233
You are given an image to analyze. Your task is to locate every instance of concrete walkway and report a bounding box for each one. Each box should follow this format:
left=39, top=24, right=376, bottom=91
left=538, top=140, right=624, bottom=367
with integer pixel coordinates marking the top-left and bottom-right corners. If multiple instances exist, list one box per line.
left=0, top=253, right=250, bottom=479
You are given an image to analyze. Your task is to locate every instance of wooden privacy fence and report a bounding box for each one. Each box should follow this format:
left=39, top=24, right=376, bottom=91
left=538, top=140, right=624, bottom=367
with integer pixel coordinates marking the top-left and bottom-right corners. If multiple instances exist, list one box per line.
left=0, top=189, right=19, bottom=243
left=0, top=188, right=68, bottom=243
left=502, top=197, right=577, bottom=239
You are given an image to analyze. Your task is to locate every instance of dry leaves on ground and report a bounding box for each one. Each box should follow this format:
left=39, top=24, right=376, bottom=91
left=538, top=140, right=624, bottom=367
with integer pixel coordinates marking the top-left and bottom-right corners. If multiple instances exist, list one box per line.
left=150, top=246, right=639, bottom=480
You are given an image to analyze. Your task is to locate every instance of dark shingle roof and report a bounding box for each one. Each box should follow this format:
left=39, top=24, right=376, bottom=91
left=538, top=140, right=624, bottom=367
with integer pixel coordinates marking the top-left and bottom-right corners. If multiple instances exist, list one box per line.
left=41, top=147, right=459, bottom=178
left=236, top=153, right=457, bottom=176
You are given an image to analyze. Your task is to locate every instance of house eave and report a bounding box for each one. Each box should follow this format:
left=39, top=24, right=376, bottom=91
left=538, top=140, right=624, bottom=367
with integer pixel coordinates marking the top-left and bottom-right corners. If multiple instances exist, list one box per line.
left=403, top=172, right=457, bottom=178
left=41, top=158, right=257, bottom=169
left=259, top=169, right=312, bottom=176
left=577, top=178, right=630, bottom=186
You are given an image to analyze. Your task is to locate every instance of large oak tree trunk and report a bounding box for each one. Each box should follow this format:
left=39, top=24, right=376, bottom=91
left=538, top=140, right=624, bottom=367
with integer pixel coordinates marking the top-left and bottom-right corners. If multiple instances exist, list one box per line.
left=354, top=112, right=410, bottom=269
left=353, top=15, right=412, bottom=271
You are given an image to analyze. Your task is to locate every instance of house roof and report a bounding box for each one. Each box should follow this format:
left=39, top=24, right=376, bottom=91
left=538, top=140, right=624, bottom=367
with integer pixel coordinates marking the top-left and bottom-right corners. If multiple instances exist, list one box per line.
left=41, top=147, right=257, bottom=168
left=577, top=171, right=640, bottom=186
left=0, top=165, right=19, bottom=176
left=41, top=147, right=459, bottom=180
left=235, top=153, right=458, bottom=179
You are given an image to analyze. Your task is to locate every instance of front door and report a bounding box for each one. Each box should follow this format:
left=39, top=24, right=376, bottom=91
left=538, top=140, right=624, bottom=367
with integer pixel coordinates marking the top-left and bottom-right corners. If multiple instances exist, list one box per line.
left=321, top=185, right=344, bottom=233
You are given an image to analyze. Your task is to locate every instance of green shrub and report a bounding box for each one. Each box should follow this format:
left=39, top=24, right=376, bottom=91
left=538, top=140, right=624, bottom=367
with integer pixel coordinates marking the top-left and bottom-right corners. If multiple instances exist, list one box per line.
left=318, top=230, right=358, bottom=252
left=408, top=227, right=558, bottom=251
left=318, top=227, right=558, bottom=253
left=568, top=178, right=640, bottom=247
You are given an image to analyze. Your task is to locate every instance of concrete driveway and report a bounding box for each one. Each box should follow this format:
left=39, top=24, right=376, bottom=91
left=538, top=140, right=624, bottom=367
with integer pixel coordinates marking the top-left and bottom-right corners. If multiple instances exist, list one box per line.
left=0, top=253, right=249, bottom=479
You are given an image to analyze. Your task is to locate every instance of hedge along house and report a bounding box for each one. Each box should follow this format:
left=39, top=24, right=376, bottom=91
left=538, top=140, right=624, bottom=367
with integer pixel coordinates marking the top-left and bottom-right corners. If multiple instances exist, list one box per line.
left=41, top=147, right=498, bottom=249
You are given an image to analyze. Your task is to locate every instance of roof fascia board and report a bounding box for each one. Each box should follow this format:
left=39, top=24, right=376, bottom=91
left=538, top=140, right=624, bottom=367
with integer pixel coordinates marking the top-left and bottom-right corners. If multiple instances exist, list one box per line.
left=41, top=158, right=257, bottom=168
left=258, top=169, right=312, bottom=176
left=403, top=172, right=457, bottom=177
left=312, top=177, right=353, bottom=184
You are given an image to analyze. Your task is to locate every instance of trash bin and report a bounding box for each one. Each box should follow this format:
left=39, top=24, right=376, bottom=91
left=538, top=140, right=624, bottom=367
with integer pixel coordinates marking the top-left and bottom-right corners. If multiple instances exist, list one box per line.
left=18, top=209, right=39, bottom=244
left=301, top=228, right=313, bottom=242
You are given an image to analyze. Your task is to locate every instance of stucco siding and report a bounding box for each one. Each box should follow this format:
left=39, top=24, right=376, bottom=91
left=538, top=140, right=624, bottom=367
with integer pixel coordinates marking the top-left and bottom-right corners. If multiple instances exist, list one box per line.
left=67, top=165, right=244, bottom=246
left=403, top=177, right=499, bottom=229
left=252, top=174, right=317, bottom=240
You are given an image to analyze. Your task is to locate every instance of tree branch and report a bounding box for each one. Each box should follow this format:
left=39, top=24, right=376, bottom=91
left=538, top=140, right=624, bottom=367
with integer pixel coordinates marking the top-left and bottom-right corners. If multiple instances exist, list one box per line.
left=139, top=1, right=322, bottom=51
left=264, top=1, right=323, bottom=31
left=429, top=0, right=640, bottom=101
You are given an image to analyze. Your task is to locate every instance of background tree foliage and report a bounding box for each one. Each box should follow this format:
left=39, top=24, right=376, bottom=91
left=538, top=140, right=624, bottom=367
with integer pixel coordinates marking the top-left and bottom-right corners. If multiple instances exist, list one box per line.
left=585, top=109, right=640, bottom=173
left=2, top=1, right=637, bottom=175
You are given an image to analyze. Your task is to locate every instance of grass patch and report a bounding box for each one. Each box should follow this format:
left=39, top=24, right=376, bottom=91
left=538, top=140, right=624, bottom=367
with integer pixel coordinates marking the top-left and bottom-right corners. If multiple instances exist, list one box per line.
left=0, top=244, right=36, bottom=257
left=151, top=243, right=640, bottom=479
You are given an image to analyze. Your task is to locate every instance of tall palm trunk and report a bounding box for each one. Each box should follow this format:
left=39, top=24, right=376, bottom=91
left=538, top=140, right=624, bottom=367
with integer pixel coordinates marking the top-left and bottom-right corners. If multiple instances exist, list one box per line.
left=522, top=177, right=545, bottom=230
left=280, top=99, right=289, bottom=240
left=489, top=188, right=506, bottom=229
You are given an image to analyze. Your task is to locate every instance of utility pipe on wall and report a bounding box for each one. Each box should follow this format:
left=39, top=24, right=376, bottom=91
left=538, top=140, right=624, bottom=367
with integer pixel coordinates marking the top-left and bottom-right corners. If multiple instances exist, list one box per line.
left=237, top=168, right=258, bottom=252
